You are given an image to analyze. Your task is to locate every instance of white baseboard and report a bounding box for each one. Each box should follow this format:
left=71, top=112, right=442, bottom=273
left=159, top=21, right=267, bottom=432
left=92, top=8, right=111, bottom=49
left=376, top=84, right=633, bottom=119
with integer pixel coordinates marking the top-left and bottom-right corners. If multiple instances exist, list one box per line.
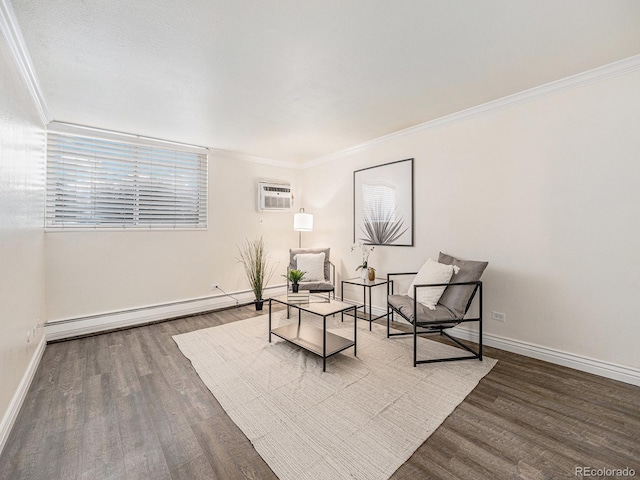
left=449, top=327, right=640, bottom=387
left=0, top=335, right=46, bottom=455
left=45, top=291, right=640, bottom=387
left=45, top=285, right=287, bottom=341
left=357, top=301, right=640, bottom=386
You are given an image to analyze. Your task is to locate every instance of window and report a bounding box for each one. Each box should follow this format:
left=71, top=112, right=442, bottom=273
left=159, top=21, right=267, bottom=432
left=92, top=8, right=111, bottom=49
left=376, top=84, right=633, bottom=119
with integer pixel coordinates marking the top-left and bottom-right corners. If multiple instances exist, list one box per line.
left=46, top=123, right=207, bottom=229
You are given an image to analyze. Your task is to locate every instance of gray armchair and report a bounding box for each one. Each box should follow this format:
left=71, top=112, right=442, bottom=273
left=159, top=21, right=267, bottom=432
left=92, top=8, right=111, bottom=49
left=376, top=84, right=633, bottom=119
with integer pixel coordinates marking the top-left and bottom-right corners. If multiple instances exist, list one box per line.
left=387, top=252, right=488, bottom=366
left=288, top=247, right=335, bottom=299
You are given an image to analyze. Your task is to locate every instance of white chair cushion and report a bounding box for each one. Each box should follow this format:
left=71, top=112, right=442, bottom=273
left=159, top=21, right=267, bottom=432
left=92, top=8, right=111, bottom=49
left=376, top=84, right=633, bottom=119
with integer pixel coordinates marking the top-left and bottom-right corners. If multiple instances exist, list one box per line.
left=408, top=258, right=459, bottom=310
left=294, top=253, right=326, bottom=282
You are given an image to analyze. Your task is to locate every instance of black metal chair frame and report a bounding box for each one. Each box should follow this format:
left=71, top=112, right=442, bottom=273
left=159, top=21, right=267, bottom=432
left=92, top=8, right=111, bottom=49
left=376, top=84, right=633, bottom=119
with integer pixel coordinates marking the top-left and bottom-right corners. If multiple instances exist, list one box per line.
left=386, top=272, right=483, bottom=367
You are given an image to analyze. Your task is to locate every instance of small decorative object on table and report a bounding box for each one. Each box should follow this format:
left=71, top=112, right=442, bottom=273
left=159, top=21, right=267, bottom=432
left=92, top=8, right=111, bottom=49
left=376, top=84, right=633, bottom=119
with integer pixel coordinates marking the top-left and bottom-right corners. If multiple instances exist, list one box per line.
left=283, top=268, right=306, bottom=293
left=351, top=241, right=375, bottom=280
left=286, top=291, right=310, bottom=305
left=368, top=267, right=376, bottom=281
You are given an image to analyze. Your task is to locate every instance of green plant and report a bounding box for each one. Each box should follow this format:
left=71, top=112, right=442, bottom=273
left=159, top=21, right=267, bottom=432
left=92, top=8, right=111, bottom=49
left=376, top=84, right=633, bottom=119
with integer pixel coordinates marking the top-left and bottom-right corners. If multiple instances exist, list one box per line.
left=283, top=269, right=306, bottom=284
left=237, top=236, right=276, bottom=301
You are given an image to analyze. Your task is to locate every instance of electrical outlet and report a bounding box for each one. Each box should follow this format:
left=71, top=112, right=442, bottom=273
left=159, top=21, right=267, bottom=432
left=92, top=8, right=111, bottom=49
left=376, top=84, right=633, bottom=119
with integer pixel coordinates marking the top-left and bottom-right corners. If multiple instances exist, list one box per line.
left=491, top=311, right=506, bottom=322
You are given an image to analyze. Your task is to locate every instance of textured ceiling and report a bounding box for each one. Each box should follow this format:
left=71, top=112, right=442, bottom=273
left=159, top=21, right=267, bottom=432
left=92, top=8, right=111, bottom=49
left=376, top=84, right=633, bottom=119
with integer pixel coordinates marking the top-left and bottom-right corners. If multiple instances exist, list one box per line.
left=11, top=0, right=640, bottom=163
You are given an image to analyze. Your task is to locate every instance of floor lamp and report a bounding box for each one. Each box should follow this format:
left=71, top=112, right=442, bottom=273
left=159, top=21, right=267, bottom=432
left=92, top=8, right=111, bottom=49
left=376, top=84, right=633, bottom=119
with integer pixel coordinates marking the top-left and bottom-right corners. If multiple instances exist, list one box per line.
left=293, top=208, right=313, bottom=247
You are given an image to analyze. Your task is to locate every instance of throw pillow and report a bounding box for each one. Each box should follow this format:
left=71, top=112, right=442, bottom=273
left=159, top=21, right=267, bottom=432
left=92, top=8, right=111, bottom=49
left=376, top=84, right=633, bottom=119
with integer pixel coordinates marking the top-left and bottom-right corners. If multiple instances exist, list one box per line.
left=294, top=253, right=326, bottom=282
left=289, top=248, right=330, bottom=281
left=437, top=252, right=488, bottom=317
left=408, top=258, right=459, bottom=310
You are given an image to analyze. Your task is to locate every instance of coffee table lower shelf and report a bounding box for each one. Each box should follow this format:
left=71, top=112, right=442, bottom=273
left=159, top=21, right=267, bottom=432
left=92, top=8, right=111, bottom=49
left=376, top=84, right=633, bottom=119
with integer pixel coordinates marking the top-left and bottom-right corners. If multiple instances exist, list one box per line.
left=271, top=323, right=355, bottom=358
left=269, top=295, right=359, bottom=371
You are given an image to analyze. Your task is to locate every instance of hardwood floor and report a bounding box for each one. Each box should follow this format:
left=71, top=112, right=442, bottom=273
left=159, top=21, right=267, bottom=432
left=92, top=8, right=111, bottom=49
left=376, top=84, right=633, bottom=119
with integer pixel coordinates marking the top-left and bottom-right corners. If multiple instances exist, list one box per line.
left=1, top=305, right=638, bottom=479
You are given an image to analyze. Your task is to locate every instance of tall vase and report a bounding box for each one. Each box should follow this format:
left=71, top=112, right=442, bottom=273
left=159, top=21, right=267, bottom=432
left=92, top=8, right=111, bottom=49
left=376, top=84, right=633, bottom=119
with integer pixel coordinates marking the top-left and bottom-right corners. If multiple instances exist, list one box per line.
left=360, top=268, right=368, bottom=280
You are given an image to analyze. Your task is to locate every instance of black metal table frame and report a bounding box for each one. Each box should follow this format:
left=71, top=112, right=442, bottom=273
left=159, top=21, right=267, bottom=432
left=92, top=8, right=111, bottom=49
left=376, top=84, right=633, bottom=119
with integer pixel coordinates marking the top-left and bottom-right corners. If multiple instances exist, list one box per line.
left=341, top=277, right=389, bottom=331
left=268, top=296, right=361, bottom=372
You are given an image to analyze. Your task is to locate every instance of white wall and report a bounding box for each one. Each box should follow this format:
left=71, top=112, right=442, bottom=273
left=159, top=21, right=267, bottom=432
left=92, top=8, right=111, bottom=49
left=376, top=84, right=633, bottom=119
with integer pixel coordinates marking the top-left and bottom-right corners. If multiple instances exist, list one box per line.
left=45, top=154, right=302, bottom=321
left=0, top=32, right=46, bottom=433
left=302, top=69, right=640, bottom=372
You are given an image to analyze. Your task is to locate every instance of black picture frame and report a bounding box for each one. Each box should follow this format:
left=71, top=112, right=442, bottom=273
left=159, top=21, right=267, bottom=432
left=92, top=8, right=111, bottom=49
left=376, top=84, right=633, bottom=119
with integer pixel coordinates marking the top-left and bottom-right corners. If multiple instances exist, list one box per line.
left=353, top=158, right=414, bottom=246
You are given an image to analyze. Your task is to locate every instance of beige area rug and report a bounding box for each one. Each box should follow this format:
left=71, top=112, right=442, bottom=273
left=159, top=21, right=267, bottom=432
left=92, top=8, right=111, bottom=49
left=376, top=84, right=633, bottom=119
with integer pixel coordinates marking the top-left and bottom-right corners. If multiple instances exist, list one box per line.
left=173, top=310, right=496, bottom=480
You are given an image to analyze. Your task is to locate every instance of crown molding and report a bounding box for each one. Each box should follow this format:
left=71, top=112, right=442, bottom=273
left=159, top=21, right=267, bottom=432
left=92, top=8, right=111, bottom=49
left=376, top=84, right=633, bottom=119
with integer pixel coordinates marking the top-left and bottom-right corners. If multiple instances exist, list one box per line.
left=0, top=0, right=50, bottom=125
left=304, top=54, right=640, bottom=169
left=208, top=147, right=303, bottom=169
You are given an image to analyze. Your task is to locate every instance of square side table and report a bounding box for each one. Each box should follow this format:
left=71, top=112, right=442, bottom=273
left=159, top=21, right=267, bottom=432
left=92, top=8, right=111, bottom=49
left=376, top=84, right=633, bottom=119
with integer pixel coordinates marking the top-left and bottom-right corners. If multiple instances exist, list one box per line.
left=341, top=277, right=389, bottom=331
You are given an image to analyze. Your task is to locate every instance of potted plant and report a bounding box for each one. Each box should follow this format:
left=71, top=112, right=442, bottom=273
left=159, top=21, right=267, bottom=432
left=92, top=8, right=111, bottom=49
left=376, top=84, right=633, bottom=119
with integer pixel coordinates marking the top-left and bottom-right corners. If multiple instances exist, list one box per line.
left=351, top=241, right=375, bottom=279
left=283, top=269, right=306, bottom=293
left=237, top=236, right=276, bottom=310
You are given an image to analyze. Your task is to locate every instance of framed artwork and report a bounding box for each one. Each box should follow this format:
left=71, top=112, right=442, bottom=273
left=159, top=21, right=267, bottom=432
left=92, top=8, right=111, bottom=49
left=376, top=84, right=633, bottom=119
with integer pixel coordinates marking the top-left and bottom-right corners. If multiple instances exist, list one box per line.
left=353, top=158, right=414, bottom=246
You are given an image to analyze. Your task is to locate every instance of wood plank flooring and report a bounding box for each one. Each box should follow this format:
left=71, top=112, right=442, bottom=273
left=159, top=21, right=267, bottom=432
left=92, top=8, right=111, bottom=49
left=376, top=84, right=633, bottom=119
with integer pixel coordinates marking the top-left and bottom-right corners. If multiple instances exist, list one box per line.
left=1, top=305, right=638, bottom=479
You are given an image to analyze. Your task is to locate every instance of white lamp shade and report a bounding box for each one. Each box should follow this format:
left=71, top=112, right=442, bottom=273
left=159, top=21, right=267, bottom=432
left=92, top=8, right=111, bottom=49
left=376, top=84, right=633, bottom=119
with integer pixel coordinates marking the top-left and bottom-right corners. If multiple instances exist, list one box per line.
left=293, top=212, right=313, bottom=231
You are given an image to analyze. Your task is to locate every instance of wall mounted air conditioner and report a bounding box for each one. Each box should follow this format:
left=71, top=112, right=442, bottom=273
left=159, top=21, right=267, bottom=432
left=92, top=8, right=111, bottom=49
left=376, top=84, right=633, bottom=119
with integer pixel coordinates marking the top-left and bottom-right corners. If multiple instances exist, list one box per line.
left=257, top=182, right=292, bottom=212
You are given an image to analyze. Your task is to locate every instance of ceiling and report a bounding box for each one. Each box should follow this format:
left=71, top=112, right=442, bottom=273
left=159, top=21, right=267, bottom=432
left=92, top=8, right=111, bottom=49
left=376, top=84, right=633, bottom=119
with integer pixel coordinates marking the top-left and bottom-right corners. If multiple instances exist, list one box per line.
left=11, top=0, right=640, bottom=164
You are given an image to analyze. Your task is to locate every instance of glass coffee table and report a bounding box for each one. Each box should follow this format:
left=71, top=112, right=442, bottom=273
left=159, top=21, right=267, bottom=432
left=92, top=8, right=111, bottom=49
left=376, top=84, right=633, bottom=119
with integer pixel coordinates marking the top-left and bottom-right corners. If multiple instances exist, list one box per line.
left=268, top=294, right=361, bottom=372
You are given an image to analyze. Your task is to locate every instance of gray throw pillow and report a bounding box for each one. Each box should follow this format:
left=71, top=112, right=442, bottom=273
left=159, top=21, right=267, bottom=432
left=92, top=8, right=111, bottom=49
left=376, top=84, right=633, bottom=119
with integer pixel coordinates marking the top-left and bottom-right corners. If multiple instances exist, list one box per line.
left=437, top=252, right=488, bottom=317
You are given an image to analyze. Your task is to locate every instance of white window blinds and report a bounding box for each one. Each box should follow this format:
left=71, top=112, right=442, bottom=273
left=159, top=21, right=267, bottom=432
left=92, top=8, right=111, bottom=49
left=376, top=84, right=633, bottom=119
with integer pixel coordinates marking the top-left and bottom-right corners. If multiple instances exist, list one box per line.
left=46, top=123, right=208, bottom=229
